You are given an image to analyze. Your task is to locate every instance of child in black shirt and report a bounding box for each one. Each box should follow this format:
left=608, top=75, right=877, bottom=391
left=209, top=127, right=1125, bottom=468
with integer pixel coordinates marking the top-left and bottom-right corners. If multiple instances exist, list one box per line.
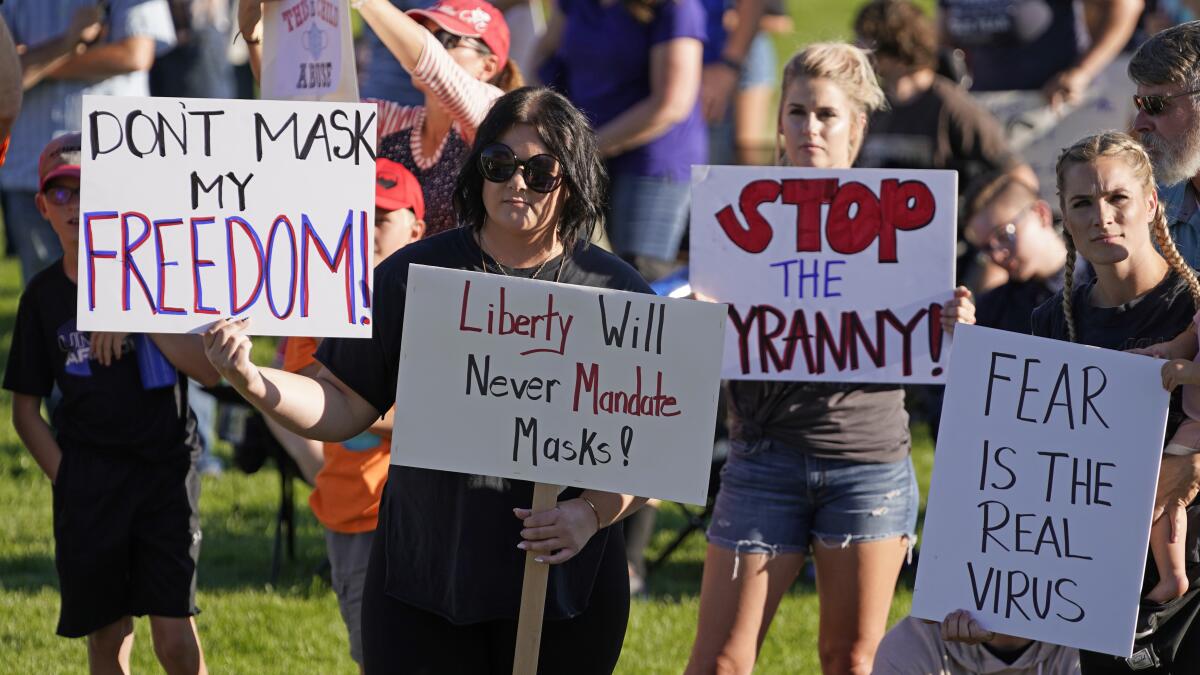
left=3, top=134, right=219, bottom=674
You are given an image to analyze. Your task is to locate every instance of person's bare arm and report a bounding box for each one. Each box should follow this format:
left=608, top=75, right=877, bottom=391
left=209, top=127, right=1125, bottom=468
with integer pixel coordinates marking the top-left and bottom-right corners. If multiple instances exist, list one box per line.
left=15, top=5, right=103, bottom=90
left=356, top=0, right=429, bottom=73
left=204, top=318, right=380, bottom=442
left=49, top=35, right=156, bottom=81
left=596, top=36, right=703, bottom=157
left=700, top=0, right=765, bottom=123
left=12, top=394, right=63, bottom=482
left=0, top=16, right=23, bottom=136
left=150, top=333, right=221, bottom=388
left=1043, top=0, right=1142, bottom=107
left=527, top=0, right=563, bottom=85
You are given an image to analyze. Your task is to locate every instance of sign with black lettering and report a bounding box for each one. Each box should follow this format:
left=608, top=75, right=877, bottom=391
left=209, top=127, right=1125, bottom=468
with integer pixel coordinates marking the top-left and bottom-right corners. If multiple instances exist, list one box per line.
left=78, top=95, right=376, bottom=336
left=689, top=166, right=957, bottom=383
left=391, top=265, right=726, bottom=505
left=913, top=324, right=1168, bottom=657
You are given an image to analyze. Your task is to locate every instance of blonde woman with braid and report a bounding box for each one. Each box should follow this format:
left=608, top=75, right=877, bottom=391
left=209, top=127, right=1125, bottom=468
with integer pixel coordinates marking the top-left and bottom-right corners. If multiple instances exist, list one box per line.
left=1031, top=131, right=1200, bottom=672
left=686, top=43, right=976, bottom=675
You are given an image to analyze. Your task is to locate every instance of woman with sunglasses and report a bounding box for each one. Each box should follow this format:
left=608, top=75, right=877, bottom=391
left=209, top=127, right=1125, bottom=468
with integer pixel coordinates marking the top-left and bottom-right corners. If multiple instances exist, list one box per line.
left=685, top=43, right=975, bottom=675
left=238, top=0, right=521, bottom=236
left=203, top=87, right=650, bottom=672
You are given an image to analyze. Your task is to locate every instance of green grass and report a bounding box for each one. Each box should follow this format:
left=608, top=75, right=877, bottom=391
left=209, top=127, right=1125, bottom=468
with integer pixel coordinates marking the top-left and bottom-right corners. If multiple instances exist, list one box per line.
left=0, top=3, right=946, bottom=670
left=0, top=250, right=934, bottom=673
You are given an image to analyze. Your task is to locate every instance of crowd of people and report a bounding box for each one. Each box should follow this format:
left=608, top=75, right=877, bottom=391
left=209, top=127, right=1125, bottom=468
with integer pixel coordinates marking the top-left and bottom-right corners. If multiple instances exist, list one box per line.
left=1, top=0, right=1200, bottom=674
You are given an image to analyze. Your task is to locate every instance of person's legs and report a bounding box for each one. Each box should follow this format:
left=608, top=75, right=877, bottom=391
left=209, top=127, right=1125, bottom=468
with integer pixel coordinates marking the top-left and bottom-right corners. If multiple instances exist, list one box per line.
left=359, top=526, right=490, bottom=674
left=149, top=616, right=207, bottom=675
left=1148, top=509, right=1190, bottom=603
left=130, top=455, right=204, bottom=671
left=1, top=188, right=62, bottom=283
left=685, top=547, right=807, bottom=674
left=811, top=539, right=908, bottom=675
left=733, top=33, right=777, bottom=166
left=808, top=455, right=919, bottom=675
left=326, top=528, right=375, bottom=670
left=87, top=616, right=134, bottom=675
left=685, top=440, right=815, bottom=673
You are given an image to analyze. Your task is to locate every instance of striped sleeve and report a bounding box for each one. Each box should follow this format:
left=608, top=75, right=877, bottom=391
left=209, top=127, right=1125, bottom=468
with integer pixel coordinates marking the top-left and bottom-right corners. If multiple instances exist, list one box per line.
left=369, top=99, right=423, bottom=142
left=409, top=30, right=504, bottom=142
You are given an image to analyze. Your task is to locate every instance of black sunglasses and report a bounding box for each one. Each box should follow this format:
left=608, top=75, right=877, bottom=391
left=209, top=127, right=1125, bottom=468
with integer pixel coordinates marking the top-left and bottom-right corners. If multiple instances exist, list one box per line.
left=433, top=29, right=490, bottom=55
left=43, top=184, right=79, bottom=206
left=478, top=143, right=565, bottom=193
left=1133, top=88, right=1200, bottom=116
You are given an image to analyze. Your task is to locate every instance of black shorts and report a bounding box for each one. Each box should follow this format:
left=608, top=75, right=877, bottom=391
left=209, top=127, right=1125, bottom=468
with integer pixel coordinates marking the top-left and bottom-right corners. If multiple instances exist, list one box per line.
left=52, top=448, right=201, bottom=638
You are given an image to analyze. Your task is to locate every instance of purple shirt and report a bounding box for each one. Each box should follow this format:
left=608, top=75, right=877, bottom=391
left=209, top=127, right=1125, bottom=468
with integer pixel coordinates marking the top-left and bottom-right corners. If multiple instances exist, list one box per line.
left=549, top=0, right=707, bottom=181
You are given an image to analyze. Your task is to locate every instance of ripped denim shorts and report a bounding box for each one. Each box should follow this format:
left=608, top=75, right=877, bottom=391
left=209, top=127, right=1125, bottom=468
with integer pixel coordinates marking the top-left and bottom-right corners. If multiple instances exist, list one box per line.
left=706, top=438, right=918, bottom=556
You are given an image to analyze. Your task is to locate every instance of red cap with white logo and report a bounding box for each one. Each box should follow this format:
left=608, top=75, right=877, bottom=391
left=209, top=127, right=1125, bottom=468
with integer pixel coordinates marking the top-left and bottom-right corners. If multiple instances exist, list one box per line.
left=407, top=0, right=510, bottom=70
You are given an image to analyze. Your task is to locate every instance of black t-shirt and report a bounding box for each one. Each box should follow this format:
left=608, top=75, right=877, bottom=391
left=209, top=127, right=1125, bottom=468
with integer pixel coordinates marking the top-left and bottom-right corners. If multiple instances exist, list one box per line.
left=316, top=227, right=651, bottom=624
left=977, top=271, right=1064, bottom=336
left=857, top=76, right=1020, bottom=190
left=940, top=0, right=1081, bottom=91
left=1030, top=269, right=1194, bottom=439
left=725, top=381, right=910, bottom=463
left=2, top=260, right=200, bottom=461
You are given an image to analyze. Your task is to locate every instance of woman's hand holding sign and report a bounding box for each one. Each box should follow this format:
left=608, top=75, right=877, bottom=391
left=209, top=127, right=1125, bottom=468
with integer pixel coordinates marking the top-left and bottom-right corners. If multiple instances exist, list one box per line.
left=941, top=286, right=975, bottom=335
left=203, top=317, right=266, bottom=399
left=513, top=498, right=602, bottom=565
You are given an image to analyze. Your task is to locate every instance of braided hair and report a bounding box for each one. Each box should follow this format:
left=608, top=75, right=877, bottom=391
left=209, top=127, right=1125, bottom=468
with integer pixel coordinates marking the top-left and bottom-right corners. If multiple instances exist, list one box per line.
left=1054, top=131, right=1200, bottom=342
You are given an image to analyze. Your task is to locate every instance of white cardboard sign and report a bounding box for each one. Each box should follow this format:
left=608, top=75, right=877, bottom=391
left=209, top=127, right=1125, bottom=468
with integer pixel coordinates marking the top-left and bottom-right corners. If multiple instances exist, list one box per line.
left=78, top=95, right=377, bottom=337
left=974, top=55, right=1135, bottom=204
left=391, top=265, right=727, bottom=505
left=689, top=165, right=958, bottom=383
left=262, top=0, right=360, bottom=102
left=913, top=324, right=1167, bottom=657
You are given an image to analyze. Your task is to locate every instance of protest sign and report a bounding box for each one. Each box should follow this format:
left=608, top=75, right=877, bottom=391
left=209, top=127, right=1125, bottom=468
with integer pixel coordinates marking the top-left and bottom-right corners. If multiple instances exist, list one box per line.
left=391, top=265, right=727, bottom=506
left=912, top=324, right=1168, bottom=657
left=78, top=95, right=377, bottom=337
left=690, top=165, right=957, bottom=383
left=974, top=56, right=1135, bottom=202
left=261, top=0, right=360, bottom=102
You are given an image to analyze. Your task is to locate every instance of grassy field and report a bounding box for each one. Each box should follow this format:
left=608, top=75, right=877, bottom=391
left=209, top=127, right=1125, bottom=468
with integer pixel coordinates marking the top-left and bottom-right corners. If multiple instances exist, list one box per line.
left=0, top=2, right=946, bottom=671
left=0, top=260, right=934, bottom=674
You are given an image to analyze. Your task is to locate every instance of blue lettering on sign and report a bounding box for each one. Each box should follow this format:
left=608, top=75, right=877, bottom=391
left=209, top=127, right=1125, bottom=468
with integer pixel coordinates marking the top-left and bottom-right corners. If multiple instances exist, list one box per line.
left=769, top=258, right=847, bottom=298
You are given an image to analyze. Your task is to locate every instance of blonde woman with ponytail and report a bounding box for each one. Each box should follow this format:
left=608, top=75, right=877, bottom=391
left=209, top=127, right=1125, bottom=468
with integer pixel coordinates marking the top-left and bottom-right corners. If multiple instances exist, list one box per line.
left=686, top=43, right=976, bottom=675
left=1033, top=131, right=1200, bottom=670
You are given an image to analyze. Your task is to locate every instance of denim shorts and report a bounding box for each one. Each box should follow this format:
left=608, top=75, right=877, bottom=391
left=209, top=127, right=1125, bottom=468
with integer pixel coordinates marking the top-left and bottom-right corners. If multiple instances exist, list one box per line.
left=606, top=173, right=691, bottom=263
left=707, top=439, right=918, bottom=556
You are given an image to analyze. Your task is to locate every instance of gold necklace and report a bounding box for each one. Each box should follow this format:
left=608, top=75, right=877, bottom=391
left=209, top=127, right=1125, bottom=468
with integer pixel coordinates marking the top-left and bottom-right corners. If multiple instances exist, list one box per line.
left=478, top=230, right=565, bottom=282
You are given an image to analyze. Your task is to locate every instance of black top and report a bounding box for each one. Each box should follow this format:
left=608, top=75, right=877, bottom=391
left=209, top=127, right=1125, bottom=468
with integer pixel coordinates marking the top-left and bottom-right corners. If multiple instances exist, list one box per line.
left=857, top=76, right=1019, bottom=191
left=316, top=227, right=651, bottom=624
left=940, top=0, right=1081, bottom=91
left=725, top=381, right=910, bottom=463
left=976, top=271, right=1064, bottom=336
left=1031, top=269, right=1194, bottom=444
left=2, top=260, right=200, bottom=461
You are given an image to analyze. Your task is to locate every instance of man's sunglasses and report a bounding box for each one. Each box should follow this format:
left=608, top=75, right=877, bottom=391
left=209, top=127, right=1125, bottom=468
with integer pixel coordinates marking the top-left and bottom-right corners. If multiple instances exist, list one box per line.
left=433, top=30, right=490, bottom=55
left=478, top=143, right=564, bottom=193
left=1133, top=89, right=1200, bottom=116
left=43, top=185, right=79, bottom=206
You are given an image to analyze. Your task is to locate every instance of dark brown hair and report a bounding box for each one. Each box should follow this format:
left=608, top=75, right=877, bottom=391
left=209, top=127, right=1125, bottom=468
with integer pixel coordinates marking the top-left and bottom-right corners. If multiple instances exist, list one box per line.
left=854, top=0, right=938, bottom=71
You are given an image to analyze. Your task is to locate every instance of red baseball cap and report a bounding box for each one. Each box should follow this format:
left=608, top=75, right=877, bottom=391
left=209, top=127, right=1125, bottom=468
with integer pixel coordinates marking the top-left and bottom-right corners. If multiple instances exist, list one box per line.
left=38, top=132, right=82, bottom=191
left=376, top=158, right=425, bottom=220
left=407, top=0, right=510, bottom=70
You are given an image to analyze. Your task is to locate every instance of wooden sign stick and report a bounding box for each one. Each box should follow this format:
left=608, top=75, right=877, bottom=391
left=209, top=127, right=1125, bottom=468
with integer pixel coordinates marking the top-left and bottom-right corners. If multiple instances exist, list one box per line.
left=512, top=482, right=561, bottom=675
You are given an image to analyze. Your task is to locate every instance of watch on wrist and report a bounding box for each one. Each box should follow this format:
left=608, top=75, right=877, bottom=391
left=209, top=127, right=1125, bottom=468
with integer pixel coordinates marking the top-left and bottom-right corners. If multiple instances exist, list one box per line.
left=718, top=55, right=743, bottom=72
